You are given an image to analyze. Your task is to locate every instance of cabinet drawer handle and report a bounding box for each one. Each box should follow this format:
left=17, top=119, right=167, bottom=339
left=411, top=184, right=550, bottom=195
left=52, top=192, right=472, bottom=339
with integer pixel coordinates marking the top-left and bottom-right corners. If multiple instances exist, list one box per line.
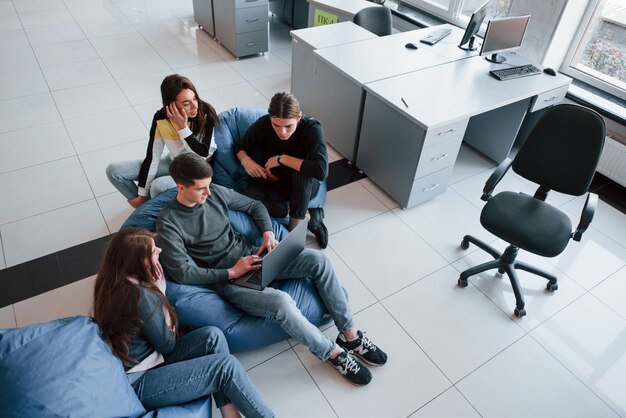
left=422, top=183, right=439, bottom=192
left=431, top=153, right=449, bottom=162
left=543, top=95, right=560, bottom=102
left=245, top=0, right=258, bottom=2
left=246, top=18, right=260, bottom=22
left=247, top=42, right=259, bottom=46
left=437, top=129, right=454, bottom=136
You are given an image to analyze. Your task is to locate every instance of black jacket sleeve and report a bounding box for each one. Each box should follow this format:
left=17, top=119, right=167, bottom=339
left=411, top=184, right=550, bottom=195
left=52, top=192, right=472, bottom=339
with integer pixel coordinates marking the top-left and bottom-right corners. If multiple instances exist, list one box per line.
left=298, top=120, right=328, bottom=181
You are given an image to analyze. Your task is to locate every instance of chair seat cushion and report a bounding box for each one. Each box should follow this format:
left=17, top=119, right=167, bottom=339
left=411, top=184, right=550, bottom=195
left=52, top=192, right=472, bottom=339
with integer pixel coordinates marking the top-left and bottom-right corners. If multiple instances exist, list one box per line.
left=481, top=191, right=572, bottom=257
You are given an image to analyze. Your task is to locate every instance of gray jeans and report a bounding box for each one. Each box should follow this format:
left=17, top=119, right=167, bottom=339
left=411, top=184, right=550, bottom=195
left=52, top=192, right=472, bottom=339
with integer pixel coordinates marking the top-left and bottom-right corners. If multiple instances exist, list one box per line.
left=106, top=154, right=174, bottom=200
left=220, top=248, right=354, bottom=360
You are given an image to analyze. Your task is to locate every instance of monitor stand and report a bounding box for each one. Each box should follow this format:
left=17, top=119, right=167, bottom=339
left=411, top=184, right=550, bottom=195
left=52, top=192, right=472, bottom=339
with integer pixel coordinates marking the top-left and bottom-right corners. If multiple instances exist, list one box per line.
left=485, top=53, right=506, bottom=63
left=458, top=36, right=478, bottom=51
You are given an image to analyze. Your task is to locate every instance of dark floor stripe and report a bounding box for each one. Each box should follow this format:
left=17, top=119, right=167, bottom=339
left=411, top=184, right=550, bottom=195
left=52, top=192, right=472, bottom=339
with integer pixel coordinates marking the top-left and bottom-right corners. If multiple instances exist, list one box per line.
left=0, top=164, right=624, bottom=310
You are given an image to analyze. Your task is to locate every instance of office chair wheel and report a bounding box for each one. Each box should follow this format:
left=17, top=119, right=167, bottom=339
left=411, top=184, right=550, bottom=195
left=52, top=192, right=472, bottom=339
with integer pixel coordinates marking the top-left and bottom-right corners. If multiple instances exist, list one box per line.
left=546, top=282, right=558, bottom=292
left=514, top=307, right=526, bottom=318
left=460, top=239, right=470, bottom=250
left=458, top=277, right=468, bottom=288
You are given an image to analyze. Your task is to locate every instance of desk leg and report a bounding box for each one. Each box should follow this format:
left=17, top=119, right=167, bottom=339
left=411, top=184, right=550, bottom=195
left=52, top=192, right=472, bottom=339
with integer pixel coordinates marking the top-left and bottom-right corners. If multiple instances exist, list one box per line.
left=463, top=99, right=531, bottom=163
left=312, top=58, right=364, bottom=162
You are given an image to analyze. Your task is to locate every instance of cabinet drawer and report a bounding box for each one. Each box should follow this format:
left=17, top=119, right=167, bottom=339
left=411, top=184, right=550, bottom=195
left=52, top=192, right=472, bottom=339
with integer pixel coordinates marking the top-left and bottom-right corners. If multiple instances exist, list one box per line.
left=529, top=84, right=568, bottom=112
left=236, top=6, right=268, bottom=33
left=406, top=166, right=454, bottom=208
left=415, top=135, right=462, bottom=179
left=235, top=0, right=267, bottom=9
left=424, top=118, right=469, bottom=146
left=236, top=30, right=268, bottom=56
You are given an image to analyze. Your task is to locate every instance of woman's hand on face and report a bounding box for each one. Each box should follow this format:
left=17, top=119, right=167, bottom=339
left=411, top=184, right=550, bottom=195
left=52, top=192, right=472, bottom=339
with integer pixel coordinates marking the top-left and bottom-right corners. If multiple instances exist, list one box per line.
left=242, top=157, right=267, bottom=178
left=166, top=102, right=187, bottom=130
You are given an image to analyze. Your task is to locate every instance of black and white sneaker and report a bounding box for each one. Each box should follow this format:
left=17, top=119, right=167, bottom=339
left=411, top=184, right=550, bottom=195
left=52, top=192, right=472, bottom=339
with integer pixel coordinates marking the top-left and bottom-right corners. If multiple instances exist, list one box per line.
left=336, top=330, right=388, bottom=366
left=327, top=349, right=372, bottom=386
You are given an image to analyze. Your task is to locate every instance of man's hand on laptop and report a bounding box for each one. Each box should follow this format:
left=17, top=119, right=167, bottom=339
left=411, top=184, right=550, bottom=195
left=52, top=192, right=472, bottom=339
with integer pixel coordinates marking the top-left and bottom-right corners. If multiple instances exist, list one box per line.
left=227, top=255, right=263, bottom=280
left=257, top=231, right=278, bottom=256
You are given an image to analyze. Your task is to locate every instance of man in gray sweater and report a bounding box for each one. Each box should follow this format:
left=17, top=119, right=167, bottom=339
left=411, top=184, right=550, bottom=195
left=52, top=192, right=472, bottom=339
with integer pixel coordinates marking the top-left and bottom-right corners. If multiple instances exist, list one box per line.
left=157, top=153, right=387, bottom=386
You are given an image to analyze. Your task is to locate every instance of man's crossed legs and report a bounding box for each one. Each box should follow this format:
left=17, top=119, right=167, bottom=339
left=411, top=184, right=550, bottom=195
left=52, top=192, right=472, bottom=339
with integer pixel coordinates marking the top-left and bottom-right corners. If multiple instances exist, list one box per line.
left=219, top=248, right=387, bottom=386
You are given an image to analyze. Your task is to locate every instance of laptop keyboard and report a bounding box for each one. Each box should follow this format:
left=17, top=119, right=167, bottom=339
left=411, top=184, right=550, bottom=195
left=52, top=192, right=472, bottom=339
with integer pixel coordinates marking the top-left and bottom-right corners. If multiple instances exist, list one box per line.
left=246, top=269, right=263, bottom=285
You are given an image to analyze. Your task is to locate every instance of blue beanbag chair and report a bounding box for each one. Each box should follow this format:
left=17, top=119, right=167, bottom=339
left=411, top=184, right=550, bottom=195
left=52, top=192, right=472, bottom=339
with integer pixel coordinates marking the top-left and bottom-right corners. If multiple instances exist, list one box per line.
left=0, top=316, right=146, bottom=418
left=0, top=316, right=212, bottom=417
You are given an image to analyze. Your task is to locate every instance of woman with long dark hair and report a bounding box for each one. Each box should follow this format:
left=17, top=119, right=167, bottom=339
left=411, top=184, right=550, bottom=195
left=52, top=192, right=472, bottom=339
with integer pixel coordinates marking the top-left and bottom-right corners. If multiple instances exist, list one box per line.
left=107, top=74, right=219, bottom=208
left=93, top=227, right=274, bottom=417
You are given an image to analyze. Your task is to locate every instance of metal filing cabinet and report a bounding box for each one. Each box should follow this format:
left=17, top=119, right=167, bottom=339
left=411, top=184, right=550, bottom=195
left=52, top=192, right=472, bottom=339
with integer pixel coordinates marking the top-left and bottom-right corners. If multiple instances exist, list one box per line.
left=214, top=0, right=269, bottom=58
left=358, top=92, right=468, bottom=209
left=193, top=0, right=215, bottom=37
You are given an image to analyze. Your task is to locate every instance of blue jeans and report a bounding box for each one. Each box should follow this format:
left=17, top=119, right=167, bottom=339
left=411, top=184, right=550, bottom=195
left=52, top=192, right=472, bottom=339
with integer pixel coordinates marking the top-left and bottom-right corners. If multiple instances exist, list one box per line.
left=219, top=248, right=354, bottom=360
left=106, top=154, right=174, bottom=200
left=127, top=326, right=274, bottom=417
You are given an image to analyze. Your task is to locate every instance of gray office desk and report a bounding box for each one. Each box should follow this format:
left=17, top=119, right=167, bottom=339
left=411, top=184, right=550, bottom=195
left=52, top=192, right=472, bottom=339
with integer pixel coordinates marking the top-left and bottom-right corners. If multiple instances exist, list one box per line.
left=290, top=22, right=377, bottom=114
left=358, top=54, right=571, bottom=209
left=311, top=24, right=471, bottom=161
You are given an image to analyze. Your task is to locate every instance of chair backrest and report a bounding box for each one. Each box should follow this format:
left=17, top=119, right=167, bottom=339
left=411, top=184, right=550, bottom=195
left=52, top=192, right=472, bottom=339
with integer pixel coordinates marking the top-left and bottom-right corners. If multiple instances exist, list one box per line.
left=353, top=6, right=392, bottom=37
left=512, top=104, right=606, bottom=196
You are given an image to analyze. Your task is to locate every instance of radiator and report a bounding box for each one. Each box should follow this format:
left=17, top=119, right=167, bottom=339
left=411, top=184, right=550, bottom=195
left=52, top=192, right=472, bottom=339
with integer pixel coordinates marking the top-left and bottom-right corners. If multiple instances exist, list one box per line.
left=597, top=136, right=626, bottom=188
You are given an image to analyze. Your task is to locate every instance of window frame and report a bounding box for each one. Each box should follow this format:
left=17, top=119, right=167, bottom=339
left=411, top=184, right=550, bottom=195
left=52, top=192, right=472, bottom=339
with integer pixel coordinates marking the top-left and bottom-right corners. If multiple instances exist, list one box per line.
left=401, top=0, right=464, bottom=25
left=559, top=0, right=626, bottom=100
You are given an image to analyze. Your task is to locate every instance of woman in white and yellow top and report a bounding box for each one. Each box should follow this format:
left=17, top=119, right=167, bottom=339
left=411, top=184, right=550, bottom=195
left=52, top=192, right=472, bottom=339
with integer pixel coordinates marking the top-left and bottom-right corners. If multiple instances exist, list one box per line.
left=106, top=74, right=219, bottom=208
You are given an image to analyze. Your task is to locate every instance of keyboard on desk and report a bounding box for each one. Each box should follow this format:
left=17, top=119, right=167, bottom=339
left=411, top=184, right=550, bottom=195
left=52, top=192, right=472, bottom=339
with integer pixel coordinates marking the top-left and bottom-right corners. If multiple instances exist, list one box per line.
left=489, top=64, right=542, bottom=81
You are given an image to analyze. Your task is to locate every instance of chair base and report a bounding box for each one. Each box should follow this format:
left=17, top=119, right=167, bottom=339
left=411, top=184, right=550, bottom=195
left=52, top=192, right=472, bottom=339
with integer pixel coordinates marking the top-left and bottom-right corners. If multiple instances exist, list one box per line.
left=458, top=235, right=559, bottom=317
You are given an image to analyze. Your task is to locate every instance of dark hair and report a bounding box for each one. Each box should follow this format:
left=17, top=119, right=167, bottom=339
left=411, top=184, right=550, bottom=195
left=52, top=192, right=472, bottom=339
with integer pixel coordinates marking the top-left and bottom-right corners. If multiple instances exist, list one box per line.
left=92, top=228, right=178, bottom=366
left=170, top=153, right=213, bottom=186
left=161, top=74, right=219, bottom=140
left=268, top=92, right=301, bottom=119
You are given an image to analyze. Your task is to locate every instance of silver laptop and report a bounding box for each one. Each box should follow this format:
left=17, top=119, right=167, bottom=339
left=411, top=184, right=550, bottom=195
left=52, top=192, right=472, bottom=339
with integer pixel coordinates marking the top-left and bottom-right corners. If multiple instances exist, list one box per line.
left=232, top=220, right=308, bottom=290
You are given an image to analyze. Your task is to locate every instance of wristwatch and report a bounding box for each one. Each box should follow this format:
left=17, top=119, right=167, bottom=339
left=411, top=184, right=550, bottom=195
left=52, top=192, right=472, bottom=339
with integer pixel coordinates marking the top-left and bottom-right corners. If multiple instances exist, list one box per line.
left=277, top=154, right=283, bottom=165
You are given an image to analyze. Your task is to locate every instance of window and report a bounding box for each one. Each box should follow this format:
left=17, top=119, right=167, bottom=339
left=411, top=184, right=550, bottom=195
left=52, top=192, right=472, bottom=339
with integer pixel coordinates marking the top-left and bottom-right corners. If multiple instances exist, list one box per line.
left=401, top=0, right=453, bottom=20
left=402, top=0, right=511, bottom=30
left=562, top=0, right=626, bottom=99
left=460, top=0, right=510, bottom=21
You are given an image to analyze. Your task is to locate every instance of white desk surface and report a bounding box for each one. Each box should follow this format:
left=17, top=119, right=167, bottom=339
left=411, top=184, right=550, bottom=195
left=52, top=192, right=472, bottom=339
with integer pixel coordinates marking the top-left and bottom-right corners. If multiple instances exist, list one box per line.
left=364, top=54, right=572, bottom=130
left=290, top=21, right=377, bottom=49
left=307, top=0, right=380, bottom=16
left=313, top=24, right=472, bottom=85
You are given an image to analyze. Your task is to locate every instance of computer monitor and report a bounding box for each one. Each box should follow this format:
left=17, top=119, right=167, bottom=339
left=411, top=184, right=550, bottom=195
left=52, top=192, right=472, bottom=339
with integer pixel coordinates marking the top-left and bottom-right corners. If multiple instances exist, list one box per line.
left=458, top=0, right=489, bottom=51
left=480, top=15, right=531, bottom=63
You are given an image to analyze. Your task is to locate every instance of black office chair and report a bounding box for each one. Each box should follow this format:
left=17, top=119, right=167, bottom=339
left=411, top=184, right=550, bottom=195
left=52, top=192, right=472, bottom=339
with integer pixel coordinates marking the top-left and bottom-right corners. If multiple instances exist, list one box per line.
left=353, top=6, right=392, bottom=37
left=458, top=104, right=606, bottom=317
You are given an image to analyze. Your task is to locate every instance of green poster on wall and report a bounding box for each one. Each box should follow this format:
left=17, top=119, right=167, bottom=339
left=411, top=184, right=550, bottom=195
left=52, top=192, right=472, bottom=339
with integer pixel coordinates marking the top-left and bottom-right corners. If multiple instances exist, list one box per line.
left=313, top=9, right=339, bottom=26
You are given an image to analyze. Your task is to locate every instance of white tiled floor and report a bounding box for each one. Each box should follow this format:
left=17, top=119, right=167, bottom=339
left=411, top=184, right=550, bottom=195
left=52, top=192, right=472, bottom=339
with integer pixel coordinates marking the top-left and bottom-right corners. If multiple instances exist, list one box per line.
left=1, top=1, right=626, bottom=417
